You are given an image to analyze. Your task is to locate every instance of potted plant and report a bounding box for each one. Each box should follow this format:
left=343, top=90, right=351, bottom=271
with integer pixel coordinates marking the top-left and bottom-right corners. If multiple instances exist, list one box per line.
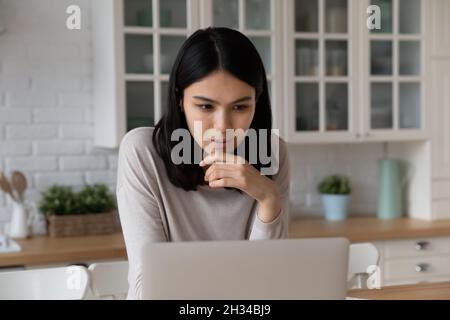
left=317, top=175, right=351, bottom=221
left=38, top=184, right=118, bottom=237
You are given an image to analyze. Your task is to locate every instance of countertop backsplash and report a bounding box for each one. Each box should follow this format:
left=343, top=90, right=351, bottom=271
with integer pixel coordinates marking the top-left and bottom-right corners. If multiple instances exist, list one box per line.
left=288, top=142, right=389, bottom=219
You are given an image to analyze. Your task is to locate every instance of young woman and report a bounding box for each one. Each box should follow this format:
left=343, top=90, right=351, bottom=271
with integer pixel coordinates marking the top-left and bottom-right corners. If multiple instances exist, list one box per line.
left=116, top=27, right=290, bottom=300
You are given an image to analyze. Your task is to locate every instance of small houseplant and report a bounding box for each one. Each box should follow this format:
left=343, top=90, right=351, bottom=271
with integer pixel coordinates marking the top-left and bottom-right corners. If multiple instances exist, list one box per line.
left=39, top=184, right=118, bottom=237
left=317, top=175, right=351, bottom=221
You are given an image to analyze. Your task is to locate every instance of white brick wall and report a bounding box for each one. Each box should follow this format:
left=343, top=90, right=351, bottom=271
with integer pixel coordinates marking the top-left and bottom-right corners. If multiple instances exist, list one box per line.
left=0, top=0, right=116, bottom=225
left=288, top=143, right=383, bottom=218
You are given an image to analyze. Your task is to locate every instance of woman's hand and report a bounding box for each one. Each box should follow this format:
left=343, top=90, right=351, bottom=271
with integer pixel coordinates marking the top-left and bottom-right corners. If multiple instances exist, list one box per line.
left=200, top=151, right=281, bottom=223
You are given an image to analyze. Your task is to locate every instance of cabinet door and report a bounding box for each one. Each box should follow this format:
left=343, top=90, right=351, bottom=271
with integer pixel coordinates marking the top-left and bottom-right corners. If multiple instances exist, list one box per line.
left=200, top=0, right=284, bottom=136
left=431, top=61, right=450, bottom=180
left=431, top=0, right=450, bottom=58
left=285, top=0, right=358, bottom=144
left=430, top=60, right=450, bottom=219
left=93, top=0, right=199, bottom=148
left=124, top=0, right=198, bottom=132
left=362, top=0, right=427, bottom=141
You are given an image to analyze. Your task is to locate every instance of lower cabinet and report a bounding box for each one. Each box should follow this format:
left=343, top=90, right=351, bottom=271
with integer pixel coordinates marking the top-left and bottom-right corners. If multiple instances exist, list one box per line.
left=372, top=236, right=450, bottom=287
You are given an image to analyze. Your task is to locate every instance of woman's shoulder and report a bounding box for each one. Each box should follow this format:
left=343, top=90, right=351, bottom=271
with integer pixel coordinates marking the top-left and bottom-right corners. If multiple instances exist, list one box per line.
left=274, top=134, right=288, bottom=161
left=120, top=126, right=156, bottom=147
left=118, top=126, right=159, bottom=160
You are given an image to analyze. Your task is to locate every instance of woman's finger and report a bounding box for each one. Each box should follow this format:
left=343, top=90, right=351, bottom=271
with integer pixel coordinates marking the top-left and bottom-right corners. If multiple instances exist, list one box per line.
left=200, top=152, right=245, bottom=166
left=205, top=165, right=241, bottom=182
left=208, top=178, right=235, bottom=188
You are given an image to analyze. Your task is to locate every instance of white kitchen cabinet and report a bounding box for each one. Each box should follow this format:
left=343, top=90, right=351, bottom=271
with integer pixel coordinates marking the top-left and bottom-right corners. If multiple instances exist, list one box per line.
left=431, top=0, right=450, bottom=58
left=198, top=0, right=285, bottom=131
left=430, top=61, right=450, bottom=219
left=92, top=0, right=200, bottom=148
left=284, top=0, right=429, bottom=144
left=92, top=0, right=284, bottom=148
left=284, top=0, right=359, bottom=143
left=93, top=0, right=433, bottom=147
left=430, top=0, right=450, bottom=219
left=429, top=0, right=450, bottom=219
left=374, top=236, right=450, bottom=286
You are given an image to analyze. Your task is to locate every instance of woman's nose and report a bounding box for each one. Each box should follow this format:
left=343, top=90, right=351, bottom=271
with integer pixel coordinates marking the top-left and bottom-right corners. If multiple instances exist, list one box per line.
left=214, top=111, right=232, bottom=133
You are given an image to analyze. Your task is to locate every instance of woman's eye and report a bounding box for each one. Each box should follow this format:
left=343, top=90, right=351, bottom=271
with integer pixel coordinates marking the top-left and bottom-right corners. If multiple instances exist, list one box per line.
left=233, top=105, right=248, bottom=111
left=196, top=104, right=213, bottom=111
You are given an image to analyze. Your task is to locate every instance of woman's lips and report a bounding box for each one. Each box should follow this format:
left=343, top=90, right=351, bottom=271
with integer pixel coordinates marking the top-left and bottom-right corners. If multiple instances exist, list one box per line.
left=211, top=139, right=233, bottom=149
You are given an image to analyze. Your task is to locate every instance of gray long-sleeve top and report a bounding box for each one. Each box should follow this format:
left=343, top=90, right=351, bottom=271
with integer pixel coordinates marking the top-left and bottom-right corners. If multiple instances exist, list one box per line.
left=116, top=127, right=290, bottom=299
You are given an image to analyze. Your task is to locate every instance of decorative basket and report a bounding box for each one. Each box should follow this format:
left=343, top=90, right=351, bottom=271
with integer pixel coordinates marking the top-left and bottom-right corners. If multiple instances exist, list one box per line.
left=47, top=211, right=118, bottom=237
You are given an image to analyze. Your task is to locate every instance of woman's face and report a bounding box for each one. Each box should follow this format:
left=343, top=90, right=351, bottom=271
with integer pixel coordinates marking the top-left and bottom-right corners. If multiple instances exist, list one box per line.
left=182, top=70, right=256, bottom=154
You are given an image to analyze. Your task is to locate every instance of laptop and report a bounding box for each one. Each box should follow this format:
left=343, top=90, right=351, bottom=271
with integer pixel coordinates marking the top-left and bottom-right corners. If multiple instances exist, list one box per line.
left=141, top=237, right=349, bottom=300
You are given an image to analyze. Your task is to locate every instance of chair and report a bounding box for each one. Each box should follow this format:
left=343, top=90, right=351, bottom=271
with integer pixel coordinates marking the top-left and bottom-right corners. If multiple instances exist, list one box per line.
left=87, top=260, right=129, bottom=300
left=0, top=265, right=90, bottom=300
left=347, top=243, right=380, bottom=289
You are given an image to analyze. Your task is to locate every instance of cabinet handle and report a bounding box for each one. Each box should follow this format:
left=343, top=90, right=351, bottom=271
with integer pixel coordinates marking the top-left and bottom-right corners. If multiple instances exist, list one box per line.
left=355, top=133, right=361, bottom=138
left=415, top=263, right=430, bottom=273
left=415, top=241, right=430, bottom=251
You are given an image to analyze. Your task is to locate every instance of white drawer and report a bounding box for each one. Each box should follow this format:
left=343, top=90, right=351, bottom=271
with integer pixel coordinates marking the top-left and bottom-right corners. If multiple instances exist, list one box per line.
left=383, top=275, right=450, bottom=287
left=384, top=237, right=450, bottom=259
left=384, top=255, right=450, bottom=281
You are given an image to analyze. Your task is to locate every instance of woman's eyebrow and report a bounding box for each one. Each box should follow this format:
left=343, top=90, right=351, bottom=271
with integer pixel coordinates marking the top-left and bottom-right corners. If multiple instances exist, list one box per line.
left=192, top=96, right=252, bottom=105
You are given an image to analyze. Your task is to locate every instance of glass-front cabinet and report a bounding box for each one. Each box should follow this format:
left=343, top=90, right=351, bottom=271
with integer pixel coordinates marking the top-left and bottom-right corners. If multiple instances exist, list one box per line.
left=285, top=0, right=427, bottom=143
left=92, top=0, right=427, bottom=148
left=363, top=0, right=425, bottom=141
left=92, top=0, right=199, bottom=148
left=123, top=0, right=192, bottom=132
left=199, top=0, right=283, bottom=130
left=286, top=0, right=358, bottom=143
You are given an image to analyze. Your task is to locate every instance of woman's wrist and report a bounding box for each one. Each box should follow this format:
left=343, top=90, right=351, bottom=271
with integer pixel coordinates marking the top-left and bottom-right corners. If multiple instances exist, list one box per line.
left=256, top=186, right=282, bottom=223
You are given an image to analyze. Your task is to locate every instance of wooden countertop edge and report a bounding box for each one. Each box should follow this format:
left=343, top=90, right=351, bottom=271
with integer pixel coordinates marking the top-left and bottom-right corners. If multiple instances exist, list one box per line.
left=288, top=217, right=450, bottom=243
left=3, top=217, right=450, bottom=267
left=288, top=229, right=450, bottom=243
left=348, top=281, right=450, bottom=300
left=0, top=232, right=127, bottom=267
left=0, top=248, right=127, bottom=267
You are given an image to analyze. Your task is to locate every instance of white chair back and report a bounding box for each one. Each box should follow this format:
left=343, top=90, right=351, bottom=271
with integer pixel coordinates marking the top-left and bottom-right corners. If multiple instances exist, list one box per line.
left=0, top=265, right=90, bottom=300
left=348, top=243, right=380, bottom=289
left=88, top=260, right=128, bottom=299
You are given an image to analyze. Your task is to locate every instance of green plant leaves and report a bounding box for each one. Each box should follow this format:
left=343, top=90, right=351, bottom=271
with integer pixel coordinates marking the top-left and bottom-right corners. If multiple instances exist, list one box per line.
left=317, top=175, right=351, bottom=195
left=38, top=184, right=117, bottom=216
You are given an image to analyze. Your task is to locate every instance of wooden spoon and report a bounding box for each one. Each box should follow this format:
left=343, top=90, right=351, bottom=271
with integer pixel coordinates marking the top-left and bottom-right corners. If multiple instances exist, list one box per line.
left=11, top=171, right=27, bottom=203
left=0, top=171, right=17, bottom=202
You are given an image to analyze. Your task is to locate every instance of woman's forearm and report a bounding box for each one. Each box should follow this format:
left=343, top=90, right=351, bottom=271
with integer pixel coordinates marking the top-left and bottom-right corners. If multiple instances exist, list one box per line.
left=256, top=194, right=282, bottom=223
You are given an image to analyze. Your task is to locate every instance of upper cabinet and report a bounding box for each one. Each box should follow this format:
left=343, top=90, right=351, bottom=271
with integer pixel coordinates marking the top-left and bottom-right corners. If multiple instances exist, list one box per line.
left=92, top=0, right=199, bottom=148
left=363, top=0, right=426, bottom=142
left=285, top=0, right=428, bottom=143
left=285, top=0, right=358, bottom=143
left=199, top=0, right=284, bottom=131
left=431, top=0, right=450, bottom=57
left=92, top=0, right=430, bottom=148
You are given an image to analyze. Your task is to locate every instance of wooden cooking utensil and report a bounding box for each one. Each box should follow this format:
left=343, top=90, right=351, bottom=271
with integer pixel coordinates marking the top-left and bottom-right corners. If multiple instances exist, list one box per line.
left=11, top=171, right=27, bottom=203
left=0, top=171, right=17, bottom=202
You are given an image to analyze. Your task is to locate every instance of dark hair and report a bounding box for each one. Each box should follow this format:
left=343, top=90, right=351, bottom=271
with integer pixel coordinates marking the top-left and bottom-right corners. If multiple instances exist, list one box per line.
left=153, top=27, right=273, bottom=192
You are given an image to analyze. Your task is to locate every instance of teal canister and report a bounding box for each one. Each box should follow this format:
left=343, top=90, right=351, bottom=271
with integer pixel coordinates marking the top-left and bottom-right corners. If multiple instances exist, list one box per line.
left=377, top=158, right=403, bottom=220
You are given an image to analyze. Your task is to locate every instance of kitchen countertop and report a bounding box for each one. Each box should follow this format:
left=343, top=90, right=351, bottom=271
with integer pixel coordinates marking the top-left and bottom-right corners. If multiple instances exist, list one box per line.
left=289, top=216, right=450, bottom=243
left=2, top=216, right=450, bottom=268
left=0, top=232, right=126, bottom=268
left=348, top=281, right=450, bottom=300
